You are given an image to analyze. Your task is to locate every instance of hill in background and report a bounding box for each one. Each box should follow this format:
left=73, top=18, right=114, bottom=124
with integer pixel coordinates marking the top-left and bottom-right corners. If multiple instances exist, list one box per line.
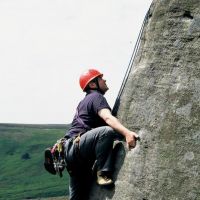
left=0, top=123, right=70, bottom=200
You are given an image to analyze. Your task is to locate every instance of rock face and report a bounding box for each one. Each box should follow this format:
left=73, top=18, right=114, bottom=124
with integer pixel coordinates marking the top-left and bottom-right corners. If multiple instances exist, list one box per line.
left=89, top=0, right=200, bottom=199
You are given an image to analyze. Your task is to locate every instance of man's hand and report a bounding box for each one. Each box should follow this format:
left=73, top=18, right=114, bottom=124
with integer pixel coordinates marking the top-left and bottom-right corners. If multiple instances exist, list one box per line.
left=125, top=131, right=139, bottom=150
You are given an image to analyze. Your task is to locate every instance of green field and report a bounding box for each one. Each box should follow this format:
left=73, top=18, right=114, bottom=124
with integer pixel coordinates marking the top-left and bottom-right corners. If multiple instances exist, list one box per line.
left=0, top=123, right=70, bottom=200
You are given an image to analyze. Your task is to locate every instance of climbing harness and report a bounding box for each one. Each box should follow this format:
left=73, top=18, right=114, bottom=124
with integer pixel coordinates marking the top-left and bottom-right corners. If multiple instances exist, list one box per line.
left=112, top=8, right=151, bottom=116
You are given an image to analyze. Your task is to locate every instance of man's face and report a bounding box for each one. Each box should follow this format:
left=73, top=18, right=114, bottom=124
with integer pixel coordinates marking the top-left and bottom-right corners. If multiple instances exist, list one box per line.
left=97, top=75, right=109, bottom=93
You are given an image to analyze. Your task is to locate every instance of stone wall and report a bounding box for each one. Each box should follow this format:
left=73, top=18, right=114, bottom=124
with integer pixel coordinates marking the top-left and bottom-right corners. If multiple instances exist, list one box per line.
left=89, top=0, right=200, bottom=199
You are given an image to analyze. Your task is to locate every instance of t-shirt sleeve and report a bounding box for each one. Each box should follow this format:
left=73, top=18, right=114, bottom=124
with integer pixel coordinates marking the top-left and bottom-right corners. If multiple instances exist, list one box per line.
left=92, top=93, right=111, bottom=114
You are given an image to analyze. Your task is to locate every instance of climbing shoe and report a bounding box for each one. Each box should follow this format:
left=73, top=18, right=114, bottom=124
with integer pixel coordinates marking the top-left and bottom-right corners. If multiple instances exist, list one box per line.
left=97, top=172, right=113, bottom=186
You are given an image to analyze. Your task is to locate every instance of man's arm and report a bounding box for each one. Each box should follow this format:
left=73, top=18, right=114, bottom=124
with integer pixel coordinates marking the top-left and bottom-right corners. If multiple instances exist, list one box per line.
left=98, top=108, right=139, bottom=149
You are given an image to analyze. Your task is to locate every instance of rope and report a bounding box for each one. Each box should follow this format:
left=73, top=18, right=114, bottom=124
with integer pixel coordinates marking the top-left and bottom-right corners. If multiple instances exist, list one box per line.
left=112, top=8, right=151, bottom=116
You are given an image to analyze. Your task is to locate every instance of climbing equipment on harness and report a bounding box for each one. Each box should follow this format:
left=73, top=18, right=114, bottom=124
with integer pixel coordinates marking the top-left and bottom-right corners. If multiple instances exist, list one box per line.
left=44, top=136, right=83, bottom=177
left=44, top=138, right=66, bottom=178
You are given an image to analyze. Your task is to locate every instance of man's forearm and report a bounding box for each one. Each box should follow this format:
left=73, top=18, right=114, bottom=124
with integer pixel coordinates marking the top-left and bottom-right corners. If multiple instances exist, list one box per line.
left=104, top=115, right=129, bottom=137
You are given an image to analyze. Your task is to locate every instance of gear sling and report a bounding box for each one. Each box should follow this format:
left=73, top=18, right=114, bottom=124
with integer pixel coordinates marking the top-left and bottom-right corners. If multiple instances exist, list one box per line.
left=44, top=106, right=89, bottom=177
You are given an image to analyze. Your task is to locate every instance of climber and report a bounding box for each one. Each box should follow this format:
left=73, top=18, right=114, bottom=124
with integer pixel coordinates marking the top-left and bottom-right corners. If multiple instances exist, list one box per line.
left=64, top=68, right=139, bottom=200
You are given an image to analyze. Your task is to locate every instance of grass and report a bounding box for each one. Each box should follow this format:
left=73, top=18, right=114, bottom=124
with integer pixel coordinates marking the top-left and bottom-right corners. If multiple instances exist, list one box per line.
left=0, top=123, right=70, bottom=200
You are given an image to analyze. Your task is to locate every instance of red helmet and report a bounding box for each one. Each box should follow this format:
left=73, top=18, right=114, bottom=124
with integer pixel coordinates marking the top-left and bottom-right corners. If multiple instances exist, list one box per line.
left=79, top=69, right=103, bottom=91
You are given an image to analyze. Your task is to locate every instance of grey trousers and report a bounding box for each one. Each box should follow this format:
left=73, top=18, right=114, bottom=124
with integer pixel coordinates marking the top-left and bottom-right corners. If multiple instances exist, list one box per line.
left=65, top=126, right=116, bottom=200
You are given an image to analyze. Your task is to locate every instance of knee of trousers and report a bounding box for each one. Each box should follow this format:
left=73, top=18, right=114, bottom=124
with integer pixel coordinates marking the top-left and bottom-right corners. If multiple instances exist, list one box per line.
left=98, top=126, right=116, bottom=139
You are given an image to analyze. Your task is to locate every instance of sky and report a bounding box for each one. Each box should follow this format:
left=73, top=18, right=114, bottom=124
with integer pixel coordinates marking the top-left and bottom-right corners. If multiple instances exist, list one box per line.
left=0, top=0, right=152, bottom=124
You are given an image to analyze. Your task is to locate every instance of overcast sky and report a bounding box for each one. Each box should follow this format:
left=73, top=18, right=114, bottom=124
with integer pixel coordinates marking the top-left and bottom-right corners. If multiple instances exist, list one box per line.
left=0, top=0, right=152, bottom=124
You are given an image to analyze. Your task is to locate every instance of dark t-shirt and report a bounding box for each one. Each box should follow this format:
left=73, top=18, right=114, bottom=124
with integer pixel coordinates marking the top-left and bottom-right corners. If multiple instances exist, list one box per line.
left=65, top=90, right=111, bottom=138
